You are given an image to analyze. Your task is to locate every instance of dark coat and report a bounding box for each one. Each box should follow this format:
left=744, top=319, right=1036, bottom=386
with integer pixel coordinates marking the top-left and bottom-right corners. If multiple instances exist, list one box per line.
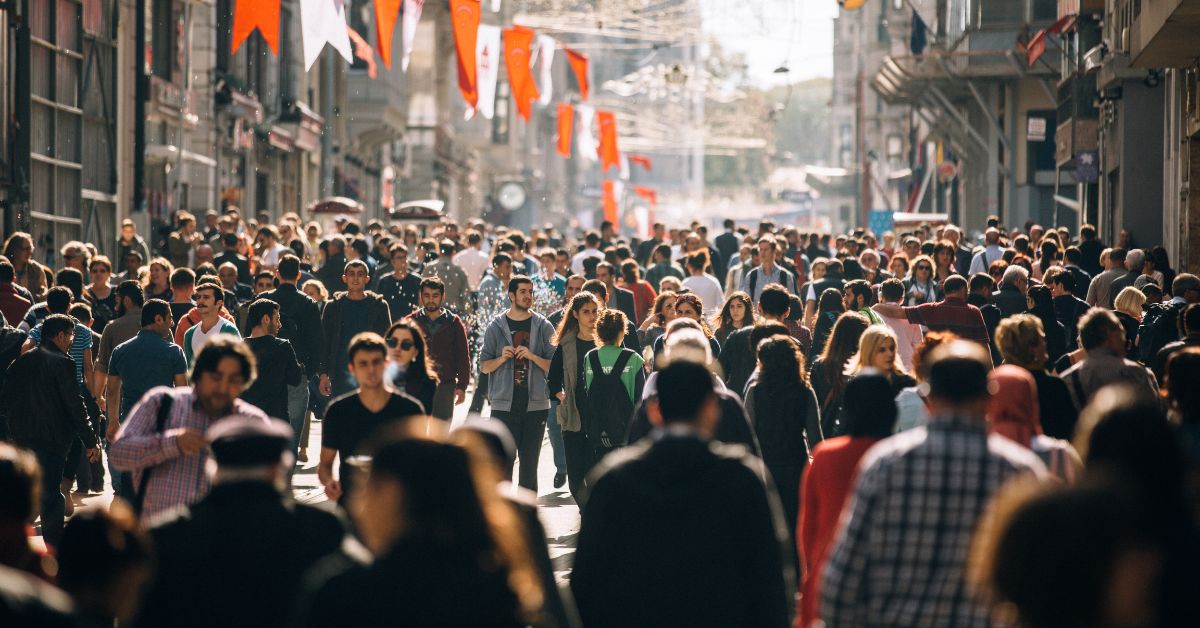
left=628, top=377, right=759, bottom=455
left=316, top=253, right=349, bottom=294
left=571, top=432, right=792, bottom=628
left=1053, top=293, right=1090, bottom=352
left=319, top=292, right=391, bottom=375
left=260, top=283, right=324, bottom=376
left=135, top=481, right=346, bottom=628
left=714, top=232, right=741, bottom=274
left=214, top=250, right=252, bottom=285
left=610, top=287, right=638, bottom=328
left=991, top=284, right=1028, bottom=319
left=1028, top=369, right=1078, bottom=439
left=0, top=345, right=96, bottom=452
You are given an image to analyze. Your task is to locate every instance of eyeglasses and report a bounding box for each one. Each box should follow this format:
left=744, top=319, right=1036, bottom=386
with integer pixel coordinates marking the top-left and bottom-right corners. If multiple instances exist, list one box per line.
left=386, top=337, right=415, bottom=351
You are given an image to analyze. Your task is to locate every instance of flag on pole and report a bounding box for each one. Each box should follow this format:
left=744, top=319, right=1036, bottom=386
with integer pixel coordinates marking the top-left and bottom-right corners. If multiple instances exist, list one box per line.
left=535, top=35, right=556, bottom=106
left=346, top=25, right=377, bottom=79
left=628, top=154, right=652, bottom=171
left=503, top=26, right=539, bottom=122
left=300, top=0, right=352, bottom=70
left=576, top=104, right=597, bottom=162
left=602, top=180, right=621, bottom=225
left=633, top=185, right=657, bottom=206
left=374, top=0, right=402, bottom=68
left=400, top=0, right=424, bottom=72
left=619, top=153, right=630, bottom=181
left=231, top=0, right=280, bottom=55
left=468, top=24, right=501, bottom=119
left=450, top=0, right=481, bottom=108
left=556, top=103, right=574, bottom=158
left=564, top=47, right=589, bottom=101
left=597, top=110, right=619, bottom=172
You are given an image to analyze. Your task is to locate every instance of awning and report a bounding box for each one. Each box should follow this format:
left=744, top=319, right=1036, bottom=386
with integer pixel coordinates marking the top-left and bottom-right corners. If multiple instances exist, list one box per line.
left=1027, top=15, right=1075, bottom=66
left=307, top=197, right=365, bottom=214
left=144, top=144, right=217, bottom=168
left=389, top=200, right=445, bottom=222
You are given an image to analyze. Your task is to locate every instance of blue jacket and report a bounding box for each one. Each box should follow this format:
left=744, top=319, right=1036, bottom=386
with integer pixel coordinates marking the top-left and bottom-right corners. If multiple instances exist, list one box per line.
left=480, top=311, right=556, bottom=412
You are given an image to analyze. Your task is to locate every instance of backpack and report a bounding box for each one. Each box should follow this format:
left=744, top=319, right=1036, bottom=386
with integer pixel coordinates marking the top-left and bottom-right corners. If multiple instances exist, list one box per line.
left=748, top=266, right=793, bottom=298
left=1138, top=301, right=1185, bottom=363
left=580, top=350, right=636, bottom=449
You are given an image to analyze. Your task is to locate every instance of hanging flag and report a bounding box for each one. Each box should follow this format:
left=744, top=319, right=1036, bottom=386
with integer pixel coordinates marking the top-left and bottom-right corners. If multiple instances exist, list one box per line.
left=450, top=0, right=481, bottom=108
left=576, top=104, right=597, bottom=162
left=346, top=25, right=377, bottom=79
left=602, top=180, right=622, bottom=225
left=534, top=35, right=556, bottom=106
left=596, top=110, right=619, bottom=172
left=468, top=24, right=501, bottom=119
left=400, top=0, right=425, bottom=72
left=503, top=26, right=539, bottom=122
left=300, top=0, right=352, bottom=70
left=619, top=153, right=630, bottom=181
left=628, top=154, right=652, bottom=171
left=633, top=185, right=657, bottom=206
left=374, top=0, right=402, bottom=68
left=556, top=103, right=574, bottom=158
left=564, top=47, right=589, bottom=101
left=231, top=0, right=280, bottom=55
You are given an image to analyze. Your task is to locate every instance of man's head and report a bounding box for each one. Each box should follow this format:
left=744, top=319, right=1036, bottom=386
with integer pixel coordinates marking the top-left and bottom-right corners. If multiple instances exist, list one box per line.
left=581, top=278, right=608, bottom=302
left=563, top=275, right=585, bottom=301
left=596, top=261, right=617, bottom=286
left=343, top=260, right=370, bottom=293
left=491, top=253, right=513, bottom=283
left=584, top=231, right=601, bottom=249
left=41, top=314, right=75, bottom=353
left=1077, top=308, right=1125, bottom=354
left=419, top=277, right=445, bottom=313
left=190, top=337, right=256, bottom=416
left=347, top=332, right=388, bottom=390
left=984, top=228, right=1001, bottom=246
left=1172, top=274, right=1200, bottom=304
left=1107, top=248, right=1127, bottom=270
left=217, top=263, right=239, bottom=289
left=652, top=223, right=666, bottom=240
left=194, top=283, right=224, bottom=318
left=1046, top=268, right=1075, bottom=297
left=653, top=243, right=672, bottom=264
left=758, top=284, right=791, bottom=320
left=140, top=299, right=174, bottom=335
left=0, top=260, right=13, bottom=285
left=46, top=286, right=73, bottom=315
left=276, top=255, right=301, bottom=284
left=844, top=279, right=874, bottom=310
left=648, top=361, right=720, bottom=436
left=170, top=267, right=196, bottom=297
left=943, top=275, right=968, bottom=299
left=120, top=219, right=137, bottom=240
left=1125, top=249, right=1146, bottom=273
left=252, top=272, right=275, bottom=295
left=925, top=340, right=993, bottom=417
left=249, top=299, right=281, bottom=335
left=757, top=237, right=778, bottom=265
left=1001, top=265, right=1030, bottom=294
left=116, top=280, right=144, bottom=317
left=56, top=268, right=84, bottom=300
left=880, top=278, right=905, bottom=304
left=508, top=276, right=534, bottom=312
left=0, top=442, right=39, bottom=525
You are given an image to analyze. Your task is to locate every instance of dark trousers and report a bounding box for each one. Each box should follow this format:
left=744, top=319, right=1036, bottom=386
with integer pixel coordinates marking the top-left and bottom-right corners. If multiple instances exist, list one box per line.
left=34, top=447, right=69, bottom=547
left=492, top=408, right=547, bottom=491
left=469, top=372, right=489, bottom=413
left=562, top=430, right=593, bottom=505
left=431, top=382, right=456, bottom=421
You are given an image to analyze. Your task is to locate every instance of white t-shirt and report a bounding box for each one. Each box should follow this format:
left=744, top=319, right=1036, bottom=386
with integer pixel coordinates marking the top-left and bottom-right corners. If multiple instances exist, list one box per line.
left=682, top=274, right=725, bottom=318
left=260, top=243, right=289, bottom=269
left=570, top=248, right=605, bottom=276
left=453, top=247, right=490, bottom=290
left=191, top=319, right=233, bottom=357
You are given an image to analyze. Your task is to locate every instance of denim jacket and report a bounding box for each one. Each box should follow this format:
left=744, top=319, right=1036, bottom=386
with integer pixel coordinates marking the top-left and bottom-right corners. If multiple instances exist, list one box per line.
left=480, top=311, right=556, bottom=412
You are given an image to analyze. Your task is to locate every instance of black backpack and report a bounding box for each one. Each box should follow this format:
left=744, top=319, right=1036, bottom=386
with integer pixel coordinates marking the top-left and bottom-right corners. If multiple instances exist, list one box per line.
left=580, top=350, right=636, bottom=449
left=1138, top=301, right=1185, bottom=363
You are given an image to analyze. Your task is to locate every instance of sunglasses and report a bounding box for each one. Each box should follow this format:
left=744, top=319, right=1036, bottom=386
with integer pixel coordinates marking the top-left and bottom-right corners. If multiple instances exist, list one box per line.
left=915, top=265, right=931, bottom=271
left=386, top=337, right=415, bottom=351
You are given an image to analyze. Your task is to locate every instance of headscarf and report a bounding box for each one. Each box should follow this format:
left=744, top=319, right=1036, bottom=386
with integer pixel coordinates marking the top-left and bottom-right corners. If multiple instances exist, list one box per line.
left=988, top=364, right=1042, bottom=446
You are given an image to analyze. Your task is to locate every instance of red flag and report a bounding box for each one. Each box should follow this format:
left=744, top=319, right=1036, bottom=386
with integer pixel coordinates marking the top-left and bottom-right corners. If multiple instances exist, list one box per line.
left=450, top=0, right=481, bottom=108
left=231, top=0, right=279, bottom=55
left=564, top=47, right=589, bottom=101
left=346, top=26, right=377, bottom=79
left=504, top=26, right=539, bottom=122
left=602, top=180, right=619, bottom=225
left=633, top=185, right=657, bottom=206
left=374, top=0, right=402, bottom=69
left=557, top=103, right=574, bottom=158
left=628, top=154, right=652, bottom=171
left=596, top=110, right=619, bottom=172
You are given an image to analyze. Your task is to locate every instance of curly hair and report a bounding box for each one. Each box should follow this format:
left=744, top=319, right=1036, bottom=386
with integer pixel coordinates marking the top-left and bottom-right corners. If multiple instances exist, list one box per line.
left=672, top=293, right=713, bottom=338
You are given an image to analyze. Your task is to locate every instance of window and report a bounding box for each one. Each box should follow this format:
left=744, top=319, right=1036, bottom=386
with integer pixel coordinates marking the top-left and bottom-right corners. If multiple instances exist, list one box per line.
left=216, top=0, right=232, bottom=71
left=151, top=0, right=174, bottom=80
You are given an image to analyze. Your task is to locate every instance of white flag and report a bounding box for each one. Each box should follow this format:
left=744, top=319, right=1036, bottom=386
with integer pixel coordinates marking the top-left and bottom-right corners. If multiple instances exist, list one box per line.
left=576, top=104, right=597, bottom=162
left=534, top=35, right=556, bottom=106
left=467, top=25, right=501, bottom=120
left=619, top=153, right=630, bottom=181
left=400, top=0, right=424, bottom=73
left=301, top=0, right=353, bottom=70
left=490, top=0, right=501, bottom=11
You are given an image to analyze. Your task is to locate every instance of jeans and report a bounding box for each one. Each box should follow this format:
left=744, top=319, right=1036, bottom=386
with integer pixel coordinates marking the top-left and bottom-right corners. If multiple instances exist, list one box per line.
left=546, top=399, right=567, bottom=474
left=562, top=430, right=592, bottom=505
left=286, top=380, right=310, bottom=453
left=34, top=447, right=69, bottom=547
left=491, top=408, right=548, bottom=492
left=431, top=382, right=456, bottom=421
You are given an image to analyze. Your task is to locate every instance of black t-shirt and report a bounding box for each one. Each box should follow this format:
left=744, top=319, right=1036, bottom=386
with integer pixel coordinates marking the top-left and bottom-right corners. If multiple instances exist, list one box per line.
left=322, top=391, right=425, bottom=499
left=507, top=316, right=532, bottom=412
left=241, top=336, right=302, bottom=420
left=169, top=301, right=195, bottom=324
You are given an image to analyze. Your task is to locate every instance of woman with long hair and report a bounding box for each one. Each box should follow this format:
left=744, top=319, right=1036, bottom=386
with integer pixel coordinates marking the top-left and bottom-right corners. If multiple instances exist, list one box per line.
left=712, top=291, right=755, bottom=346
left=847, top=325, right=917, bottom=397
left=904, top=254, right=938, bottom=306
left=988, top=365, right=1082, bottom=483
left=1034, top=239, right=1060, bottom=281
left=1150, top=245, right=1176, bottom=295
left=547, top=292, right=602, bottom=502
left=652, top=292, right=721, bottom=361
left=1112, top=286, right=1146, bottom=358
left=301, top=421, right=543, bottom=626
left=2, top=232, right=48, bottom=300
left=143, top=257, right=174, bottom=301
left=809, top=288, right=847, bottom=363
left=638, top=290, right=677, bottom=350
left=744, top=336, right=821, bottom=576
left=994, top=315, right=1079, bottom=440
left=932, top=240, right=956, bottom=286
left=1025, top=284, right=1068, bottom=366
left=797, top=372, right=897, bottom=628
left=384, top=319, right=440, bottom=415
left=811, top=312, right=870, bottom=437
left=84, top=255, right=117, bottom=332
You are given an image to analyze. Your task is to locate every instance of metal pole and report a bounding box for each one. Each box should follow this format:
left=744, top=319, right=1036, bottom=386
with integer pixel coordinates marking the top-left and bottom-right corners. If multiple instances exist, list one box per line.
left=320, top=50, right=334, bottom=195
left=12, top=0, right=31, bottom=232
left=133, top=0, right=147, bottom=215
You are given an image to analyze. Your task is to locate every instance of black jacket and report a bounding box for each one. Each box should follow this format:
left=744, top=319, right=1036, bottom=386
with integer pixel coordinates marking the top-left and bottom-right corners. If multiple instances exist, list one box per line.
left=718, top=326, right=756, bottom=394
left=628, top=376, right=760, bottom=455
left=991, top=284, right=1028, bottom=319
left=571, top=432, right=792, bottom=628
left=1028, top=369, right=1078, bottom=439
left=319, top=293, right=391, bottom=375
left=136, top=481, right=345, bottom=628
left=1053, top=294, right=1090, bottom=351
left=0, top=345, right=96, bottom=451
left=610, top=287, right=638, bottom=328
left=260, top=283, right=324, bottom=376
left=214, top=250, right=252, bottom=285
left=316, top=253, right=349, bottom=294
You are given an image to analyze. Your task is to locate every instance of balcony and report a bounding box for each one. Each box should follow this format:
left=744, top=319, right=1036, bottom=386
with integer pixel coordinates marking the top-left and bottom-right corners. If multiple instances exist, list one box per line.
left=1129, top=0, right=1200, bottom=68
left=873, top=46, right=1060, bottom=104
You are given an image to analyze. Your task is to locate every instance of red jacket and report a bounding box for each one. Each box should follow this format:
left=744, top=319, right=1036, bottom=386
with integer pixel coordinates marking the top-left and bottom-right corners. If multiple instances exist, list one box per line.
left=796, top=435, right=882, bottom=628
left=408, top=309, right=471, bottom=390
left=0, top=284, right=31, bottom=327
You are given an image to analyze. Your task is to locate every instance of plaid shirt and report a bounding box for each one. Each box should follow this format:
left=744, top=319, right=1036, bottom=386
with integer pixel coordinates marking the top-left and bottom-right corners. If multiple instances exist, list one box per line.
left=109, top=387, right=269, bottom=521
left=903, top=296, right=991, bottom=346
left=821, top=415, right=1046, bottom=627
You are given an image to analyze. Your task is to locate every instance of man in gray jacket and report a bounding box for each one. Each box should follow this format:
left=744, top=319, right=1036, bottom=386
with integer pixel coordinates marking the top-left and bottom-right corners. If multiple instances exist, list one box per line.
left=479, top=275, right=556, bottom=491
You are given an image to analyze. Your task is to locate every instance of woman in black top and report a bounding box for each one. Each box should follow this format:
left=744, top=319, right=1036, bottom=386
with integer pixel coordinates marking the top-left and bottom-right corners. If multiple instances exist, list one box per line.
left=994, top=314, right=1080, bottom=440
left=385, top=319, right=439, bottom=415
left=1026, top=284, right=1068, bottom=367
left=808, top=288, right=847, bottom=364
left=712, top=291, right=755, bottom=346
left=547, top=292, right=602, bottom=501
left=811, top=312, right=869, bottom=438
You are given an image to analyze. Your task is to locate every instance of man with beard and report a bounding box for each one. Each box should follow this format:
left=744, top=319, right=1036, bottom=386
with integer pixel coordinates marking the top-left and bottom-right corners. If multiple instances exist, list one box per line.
left=406, top=278, right=470, bottom=420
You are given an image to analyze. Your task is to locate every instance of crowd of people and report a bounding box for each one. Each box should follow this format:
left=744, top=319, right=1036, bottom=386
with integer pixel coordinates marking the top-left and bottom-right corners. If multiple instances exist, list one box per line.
left=0, top=208, right=1198, bottom=627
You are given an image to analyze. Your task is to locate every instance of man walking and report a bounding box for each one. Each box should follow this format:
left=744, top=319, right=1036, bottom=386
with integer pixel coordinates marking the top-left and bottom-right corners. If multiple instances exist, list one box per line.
left=479, top=276, right=556, bottom=491
left=319, top=260, right=391, bottom=399
left=571, top=361, right=792, bottom=627
left=180, top=282, right=241, bottom=367
left=742, top=237, right=796, bottom=303
left=644, top=243, right=684, bottom=291
left=95, top=281, right=145, bottom=416
left=377, top=244, right=421, bottom=321
left=422, top=240, right=470, bottom=313
left=596, top=262, right=639, bottom=323
left=407, top=278, right=470, bottom=420
left=1086, top=247, right=1126, bottom=308
left=261, top=255, right=323, bottom=442
left=241, top=299, right=303, bottom=427
left=0, top=314, right=100, bottom=547
left=1061, top=308, right=1159, bottom=407
left=874, top=275, right=991, bottom=348
left=110, top=338, right=269, bottom=521
left=821, top=341, right=1047, bottom=627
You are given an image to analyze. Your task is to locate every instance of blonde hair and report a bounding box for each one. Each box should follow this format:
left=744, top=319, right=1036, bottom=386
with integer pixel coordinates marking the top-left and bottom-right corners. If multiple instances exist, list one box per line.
left=995, top=314, right=1046, bottom=370
left=1113, top=287, right=1146, bottom=320
left=301, top=279, right=329, bottom=301
left=850, top=325, right=906, bottom=377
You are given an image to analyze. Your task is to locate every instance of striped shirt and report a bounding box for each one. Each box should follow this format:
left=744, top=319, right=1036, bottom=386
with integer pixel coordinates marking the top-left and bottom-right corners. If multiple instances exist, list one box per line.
left=109, top=387, right=269, bottom=521
left=30, top=319, right=94, bottom=385
left=821, top=415, right=1046, bottom=627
